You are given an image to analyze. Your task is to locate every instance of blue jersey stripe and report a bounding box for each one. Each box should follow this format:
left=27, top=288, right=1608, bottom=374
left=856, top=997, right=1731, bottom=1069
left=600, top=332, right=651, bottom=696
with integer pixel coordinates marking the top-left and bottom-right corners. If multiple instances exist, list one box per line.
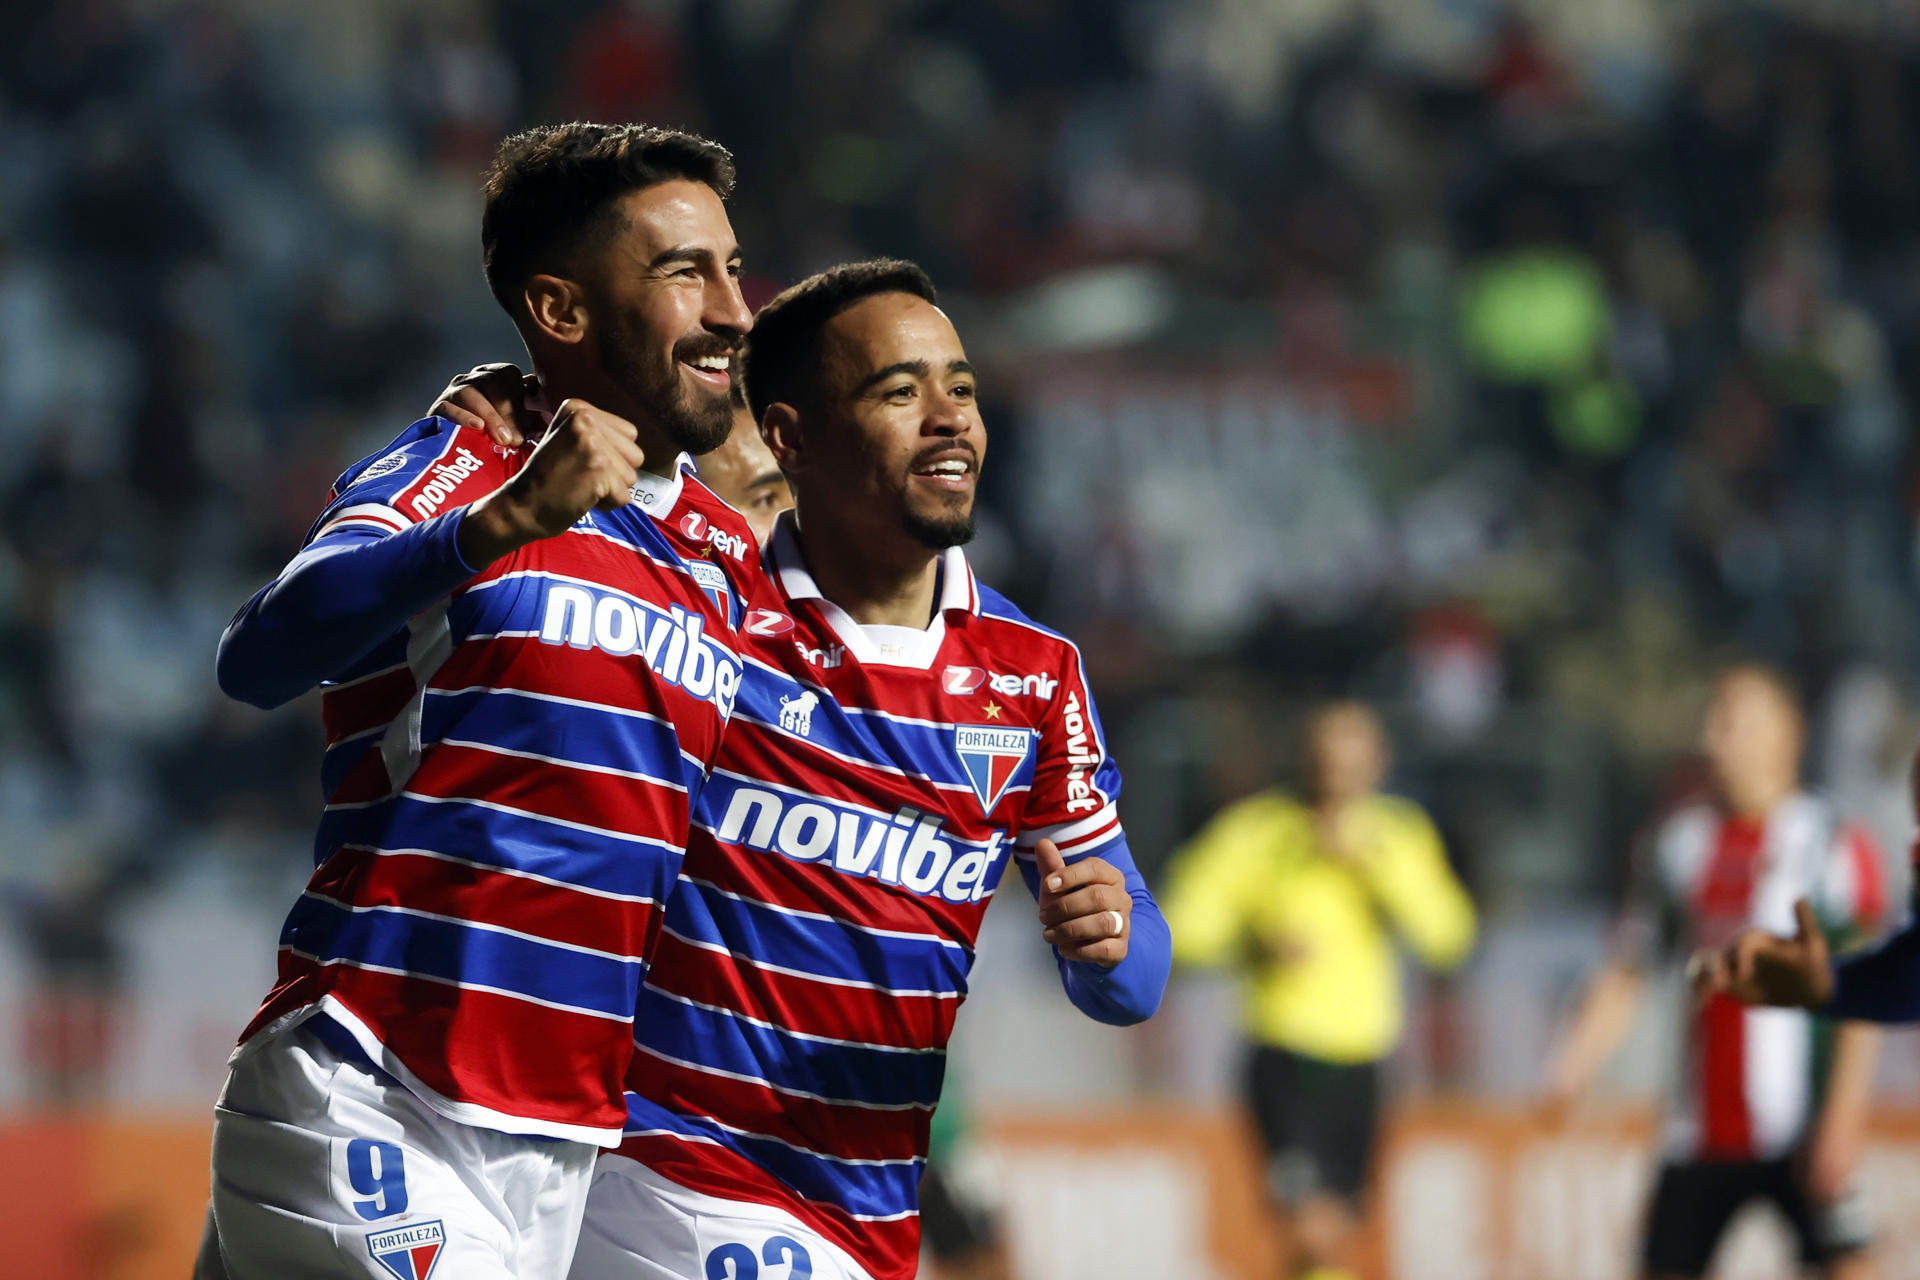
left=322, top=633, right=411, bottom=688
left=632, top=986, right=946, bottom=1108
left=733, top=667, right=1027, bottom=795
left=623, top=1094, right=922, bottom=1219
left=420, top=687, right=705, bottom=793
left=662, top=882, right=968, bottom=996
left=282, top=893, right=643, bottom=1018
left=314, top=793, right=683, bottom=898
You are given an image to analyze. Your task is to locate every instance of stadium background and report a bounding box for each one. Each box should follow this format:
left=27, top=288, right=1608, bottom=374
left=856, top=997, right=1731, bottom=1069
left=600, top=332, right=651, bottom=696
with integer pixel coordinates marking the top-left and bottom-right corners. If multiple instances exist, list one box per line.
left=10, top=0, right=1920, bottom=1275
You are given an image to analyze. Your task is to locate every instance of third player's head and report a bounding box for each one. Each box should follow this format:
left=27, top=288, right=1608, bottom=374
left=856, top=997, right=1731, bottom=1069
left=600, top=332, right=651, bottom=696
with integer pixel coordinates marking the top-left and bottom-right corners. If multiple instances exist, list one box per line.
left=699, top=383, right=793, bottom=546
left=1304, top=701, right=1389, bottom=808
left=1702, top=664, right=1804, bottom=815
left=482, top=122, right=752, bottom=458
left=744, top=259, right=981, bottom=553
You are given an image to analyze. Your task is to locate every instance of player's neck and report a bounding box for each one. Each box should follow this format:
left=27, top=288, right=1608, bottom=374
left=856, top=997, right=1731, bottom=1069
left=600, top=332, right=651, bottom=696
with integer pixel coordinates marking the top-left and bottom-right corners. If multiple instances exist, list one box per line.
left=532, top=365, right=681, bottom=478
left=793, top=516, right=941, bottom=630
left=1725, top=776, right=1795, bottom=819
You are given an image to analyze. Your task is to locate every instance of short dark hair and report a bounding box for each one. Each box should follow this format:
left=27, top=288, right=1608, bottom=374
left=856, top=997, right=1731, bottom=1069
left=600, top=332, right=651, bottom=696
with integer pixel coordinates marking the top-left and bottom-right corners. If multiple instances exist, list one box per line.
left=742, top=259, right=938, bottom=421
left=481, top=122, right=736, bottom=322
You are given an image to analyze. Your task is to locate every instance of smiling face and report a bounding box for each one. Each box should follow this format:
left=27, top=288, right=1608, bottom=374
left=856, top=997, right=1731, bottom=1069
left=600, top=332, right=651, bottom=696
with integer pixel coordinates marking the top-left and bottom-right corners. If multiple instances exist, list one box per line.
left=792, top=291, right=984, bottom=549
left=581, top=179, right=752, bottom=455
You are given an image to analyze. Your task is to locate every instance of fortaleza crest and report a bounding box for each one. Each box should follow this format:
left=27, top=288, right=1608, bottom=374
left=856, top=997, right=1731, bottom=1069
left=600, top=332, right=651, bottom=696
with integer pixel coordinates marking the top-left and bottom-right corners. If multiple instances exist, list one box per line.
left=954, top=724, right=1035, bottom=814
left=366, top=1220, right=443, bottom=1280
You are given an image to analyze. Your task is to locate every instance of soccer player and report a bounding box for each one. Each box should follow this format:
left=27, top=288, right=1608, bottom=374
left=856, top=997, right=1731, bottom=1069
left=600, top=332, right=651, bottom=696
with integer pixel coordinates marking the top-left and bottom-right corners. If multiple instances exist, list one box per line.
left=1692, top=748, right=1920, bottom=1024
left=195, top=123, right=766, bottom=1279
left=477, top=258, right=1168, bottom=1280
left=1544, top=665, right=1886, bottom=1280
left=1160, top=701, right=1476, bottom=1280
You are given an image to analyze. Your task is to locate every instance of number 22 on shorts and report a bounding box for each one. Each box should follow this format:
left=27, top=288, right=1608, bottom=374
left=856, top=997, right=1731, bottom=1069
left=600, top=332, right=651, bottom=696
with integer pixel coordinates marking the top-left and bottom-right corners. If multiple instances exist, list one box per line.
left=704, top=1235, right=814, bottom=1279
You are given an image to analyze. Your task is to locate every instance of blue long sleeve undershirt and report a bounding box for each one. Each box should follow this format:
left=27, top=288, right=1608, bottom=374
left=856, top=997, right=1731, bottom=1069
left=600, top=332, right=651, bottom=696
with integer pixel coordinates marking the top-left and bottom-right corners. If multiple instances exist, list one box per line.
left=215, top=511, right=477, bottom=709
left=1016, top=835, right=1171, bottom=1026
left=1825, top=920, right=1920, bottom=1024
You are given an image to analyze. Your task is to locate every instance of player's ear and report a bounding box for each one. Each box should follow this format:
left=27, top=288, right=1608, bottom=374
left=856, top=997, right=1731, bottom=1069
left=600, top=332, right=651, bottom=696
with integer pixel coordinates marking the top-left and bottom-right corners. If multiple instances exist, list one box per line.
left=523, top=275, right=589, bottom=347
left=760, top=402, right=807, bottom=474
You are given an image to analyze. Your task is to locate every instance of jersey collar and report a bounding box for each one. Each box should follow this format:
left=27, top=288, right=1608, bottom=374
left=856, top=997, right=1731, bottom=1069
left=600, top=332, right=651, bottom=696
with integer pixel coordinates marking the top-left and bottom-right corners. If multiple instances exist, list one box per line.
left=766, top=509, right=980, bottom=668
left=624, top=454, right=694, bottom=518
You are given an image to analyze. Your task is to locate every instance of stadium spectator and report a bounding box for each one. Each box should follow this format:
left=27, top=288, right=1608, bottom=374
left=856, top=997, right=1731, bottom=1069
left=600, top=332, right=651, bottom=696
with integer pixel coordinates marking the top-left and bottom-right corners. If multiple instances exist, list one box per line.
left=1544, top=664, right=1886, bottom=1280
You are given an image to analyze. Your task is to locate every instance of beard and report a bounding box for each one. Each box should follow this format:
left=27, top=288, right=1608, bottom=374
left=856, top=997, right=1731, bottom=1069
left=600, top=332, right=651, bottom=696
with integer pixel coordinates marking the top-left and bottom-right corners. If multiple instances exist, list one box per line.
left=902, top=503, right=975, bottom=550
left=598, top=309, right=736, bottom=456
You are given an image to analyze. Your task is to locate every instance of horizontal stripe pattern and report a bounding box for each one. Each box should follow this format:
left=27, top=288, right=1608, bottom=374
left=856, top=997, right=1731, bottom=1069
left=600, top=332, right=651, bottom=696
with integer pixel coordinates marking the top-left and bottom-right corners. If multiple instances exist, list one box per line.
left=237, top=423, right=765, bottom=1140
left=613, top=1131, right=923, bottom=1278
left=627, top=577, right=1130, bottom=1273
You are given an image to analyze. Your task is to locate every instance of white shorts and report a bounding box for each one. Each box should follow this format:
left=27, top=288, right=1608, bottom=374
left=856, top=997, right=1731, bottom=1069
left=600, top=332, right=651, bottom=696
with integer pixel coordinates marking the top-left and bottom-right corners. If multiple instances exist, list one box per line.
left=569, top=1155, right=875, bottom=1280
left=197, top=1018, right=597, bottom=1280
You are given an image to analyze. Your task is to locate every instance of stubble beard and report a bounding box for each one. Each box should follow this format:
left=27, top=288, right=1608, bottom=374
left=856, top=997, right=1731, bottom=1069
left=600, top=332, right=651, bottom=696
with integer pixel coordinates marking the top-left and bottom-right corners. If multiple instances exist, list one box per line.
left=600, top=313, right=735, bottom=457
left=902, top=502, right=975, bottom=550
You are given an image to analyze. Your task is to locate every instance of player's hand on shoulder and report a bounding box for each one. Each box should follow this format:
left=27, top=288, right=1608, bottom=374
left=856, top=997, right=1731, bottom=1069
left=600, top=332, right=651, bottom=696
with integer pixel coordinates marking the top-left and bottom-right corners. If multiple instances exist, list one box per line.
left=429, top=362, right=541, bottom=448
left=1035, top=838, right=1131, bottom=968
left=458, top=398, right=646, bottom=565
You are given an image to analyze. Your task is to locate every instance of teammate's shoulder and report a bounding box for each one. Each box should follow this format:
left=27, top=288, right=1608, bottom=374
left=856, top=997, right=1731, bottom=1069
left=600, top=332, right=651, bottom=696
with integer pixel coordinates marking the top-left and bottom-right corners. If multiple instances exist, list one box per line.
left=331, top=418, right=512, bottom=498
left=673, top=473, right=764, bottom=571
left=974, top=584, right=1080, bottom=658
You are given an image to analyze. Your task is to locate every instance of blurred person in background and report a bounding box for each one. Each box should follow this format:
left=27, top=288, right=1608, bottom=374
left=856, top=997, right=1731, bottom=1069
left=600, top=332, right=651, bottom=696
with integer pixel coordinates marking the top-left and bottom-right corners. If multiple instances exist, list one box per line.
left=1544, top=664, right=1885, bottom=1280
left=1160, top=701, right=1476, bottom=1280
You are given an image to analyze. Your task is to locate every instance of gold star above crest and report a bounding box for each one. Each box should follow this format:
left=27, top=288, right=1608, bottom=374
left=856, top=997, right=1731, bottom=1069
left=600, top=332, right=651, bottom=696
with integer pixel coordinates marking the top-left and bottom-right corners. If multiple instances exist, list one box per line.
left=983, top=701, right=1002, bottom=719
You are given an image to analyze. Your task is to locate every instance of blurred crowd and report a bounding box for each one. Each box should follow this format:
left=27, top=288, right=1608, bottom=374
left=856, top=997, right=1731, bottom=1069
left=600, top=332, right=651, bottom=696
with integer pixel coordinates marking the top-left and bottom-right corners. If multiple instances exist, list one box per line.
left=7, top=0, right=1920, bottom=1106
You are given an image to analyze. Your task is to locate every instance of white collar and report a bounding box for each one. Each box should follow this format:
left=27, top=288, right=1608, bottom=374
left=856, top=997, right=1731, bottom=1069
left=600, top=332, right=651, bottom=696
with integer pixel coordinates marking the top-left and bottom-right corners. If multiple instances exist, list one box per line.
left=766, top=510, right=979, bottom=668
left=624, top=454, right=694, bottom=517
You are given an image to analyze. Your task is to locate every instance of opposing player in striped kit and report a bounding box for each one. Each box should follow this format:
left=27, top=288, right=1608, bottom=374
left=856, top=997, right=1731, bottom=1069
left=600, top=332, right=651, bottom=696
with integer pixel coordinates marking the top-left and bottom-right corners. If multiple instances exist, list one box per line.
left=195, top=124, right=767, bottom=1279
left=1546, top=665, right=1886, bottom=1280
left=575, top=259, right=1173, bottom=1279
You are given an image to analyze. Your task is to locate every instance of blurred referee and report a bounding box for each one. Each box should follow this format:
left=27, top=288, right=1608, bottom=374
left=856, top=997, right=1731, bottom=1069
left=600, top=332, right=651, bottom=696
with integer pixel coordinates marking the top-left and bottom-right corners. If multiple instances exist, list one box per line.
left=1162, top=701, right=1476, bottom=1280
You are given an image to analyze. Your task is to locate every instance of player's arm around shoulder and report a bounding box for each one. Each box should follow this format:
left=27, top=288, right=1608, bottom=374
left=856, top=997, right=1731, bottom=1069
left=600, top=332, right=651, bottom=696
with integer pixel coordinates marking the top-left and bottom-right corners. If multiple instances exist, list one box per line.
left=216, top=406, right=638, bottom=709
left=1017, top=642, right=1171, bottom=1025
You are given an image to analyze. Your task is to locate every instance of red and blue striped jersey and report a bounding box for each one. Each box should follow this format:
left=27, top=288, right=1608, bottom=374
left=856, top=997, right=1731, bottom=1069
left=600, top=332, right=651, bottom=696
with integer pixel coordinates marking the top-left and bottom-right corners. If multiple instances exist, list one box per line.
left=612, top=514, right=1167, bottom=1277
left=224, top=417, right=765, bottom=1145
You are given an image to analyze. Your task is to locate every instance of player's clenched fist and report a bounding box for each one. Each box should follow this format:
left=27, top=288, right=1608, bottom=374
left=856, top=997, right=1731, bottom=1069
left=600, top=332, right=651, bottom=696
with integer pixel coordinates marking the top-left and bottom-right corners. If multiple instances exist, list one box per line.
left=458, top=398, right=646, bottom=566
left=1035, top=837, right=1132, bottom=968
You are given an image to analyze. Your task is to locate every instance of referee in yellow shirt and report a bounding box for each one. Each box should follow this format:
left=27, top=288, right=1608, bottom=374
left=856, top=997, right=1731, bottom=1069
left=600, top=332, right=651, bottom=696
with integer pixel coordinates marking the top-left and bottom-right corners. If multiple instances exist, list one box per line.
left=1163, top=701, right=1476, bottom=1280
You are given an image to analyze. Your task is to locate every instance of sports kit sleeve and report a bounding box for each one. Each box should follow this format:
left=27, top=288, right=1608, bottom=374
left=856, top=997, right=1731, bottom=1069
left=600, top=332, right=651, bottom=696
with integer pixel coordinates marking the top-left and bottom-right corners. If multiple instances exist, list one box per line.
left=1825, top=922, right=1920, bottom=1023
left=216, top=419, right=507, bottom=709
left=1358, top=802, right=1476, bottom=970
left=1014, top=652, right=1170, bottom=1026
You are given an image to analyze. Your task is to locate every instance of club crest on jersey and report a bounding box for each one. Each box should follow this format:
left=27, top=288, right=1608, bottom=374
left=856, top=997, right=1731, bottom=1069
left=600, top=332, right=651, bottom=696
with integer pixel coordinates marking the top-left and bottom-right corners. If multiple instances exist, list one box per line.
left=779, top=690, right=819, bottom=737
left=746, top=609, right=794, bottom=638
left=349, top=451, right=410, bottom=488
left=955, top=724, right=1034, bottom=814
left=366, top=1220, right=443, bottom=1280
left=943, top=665, right=987, bottom=695
left=688, top=558, right=731, bottom=615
